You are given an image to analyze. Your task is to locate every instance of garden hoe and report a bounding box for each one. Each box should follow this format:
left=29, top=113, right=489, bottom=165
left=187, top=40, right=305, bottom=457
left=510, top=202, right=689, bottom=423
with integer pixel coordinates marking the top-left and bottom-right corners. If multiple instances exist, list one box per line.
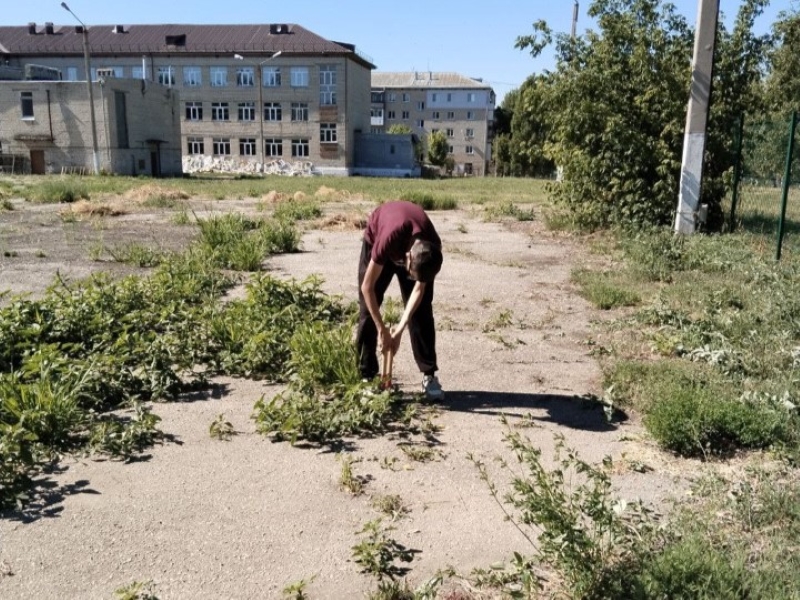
left=381, top=343, right=395, bottom=391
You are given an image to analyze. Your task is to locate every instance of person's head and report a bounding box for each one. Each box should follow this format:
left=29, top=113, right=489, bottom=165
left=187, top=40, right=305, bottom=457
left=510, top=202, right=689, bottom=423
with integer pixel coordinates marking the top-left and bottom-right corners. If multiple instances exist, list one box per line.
left=406, top=239, right=443, bottom=283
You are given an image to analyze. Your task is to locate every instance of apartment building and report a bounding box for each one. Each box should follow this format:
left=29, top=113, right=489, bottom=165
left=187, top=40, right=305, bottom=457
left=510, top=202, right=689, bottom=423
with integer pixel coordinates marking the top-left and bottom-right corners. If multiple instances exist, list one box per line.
left=0, top=22, right=374, bottom=175
left=370, top=72, right=495, bottom=176
left=0, top=78, right=181, bottom=176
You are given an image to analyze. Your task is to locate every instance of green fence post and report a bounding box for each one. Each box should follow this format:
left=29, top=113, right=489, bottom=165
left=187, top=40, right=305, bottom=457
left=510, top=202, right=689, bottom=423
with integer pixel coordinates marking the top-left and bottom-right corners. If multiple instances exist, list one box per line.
left=776, top=111, right=798, bottom=261
left=729, top=112, right=745, bottom=232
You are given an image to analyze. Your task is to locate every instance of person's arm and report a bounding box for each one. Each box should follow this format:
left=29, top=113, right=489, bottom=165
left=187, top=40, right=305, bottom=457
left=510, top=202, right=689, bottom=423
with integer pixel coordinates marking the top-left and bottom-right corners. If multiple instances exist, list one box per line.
left=361, top=259, right=392, bottom=350
left=390, top=281, right=426, bottom=351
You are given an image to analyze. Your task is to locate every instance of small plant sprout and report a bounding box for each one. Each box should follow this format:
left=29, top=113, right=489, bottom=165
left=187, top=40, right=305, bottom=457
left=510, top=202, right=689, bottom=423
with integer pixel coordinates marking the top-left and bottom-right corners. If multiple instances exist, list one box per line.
left=339, top=454, right=367, bottom=496
left=209, top=414, right=236, bottom=441
left=371, top=494, right=410, bottom=521
left=352, top=519, right=418, bottom=581
left=114, top=580, right=160, bottom=600
left=282, top=575, right=315, bottom=600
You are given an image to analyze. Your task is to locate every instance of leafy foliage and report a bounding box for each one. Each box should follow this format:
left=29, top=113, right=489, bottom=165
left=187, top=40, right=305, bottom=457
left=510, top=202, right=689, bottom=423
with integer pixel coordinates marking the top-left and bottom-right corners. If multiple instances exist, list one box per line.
left=352, top=519, right=418, bottom=581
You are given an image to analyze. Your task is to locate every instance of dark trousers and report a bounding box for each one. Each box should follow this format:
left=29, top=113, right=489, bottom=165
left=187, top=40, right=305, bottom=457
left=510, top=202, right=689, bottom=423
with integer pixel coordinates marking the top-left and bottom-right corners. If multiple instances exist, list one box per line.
left=356, top=240, right=438, bottom=379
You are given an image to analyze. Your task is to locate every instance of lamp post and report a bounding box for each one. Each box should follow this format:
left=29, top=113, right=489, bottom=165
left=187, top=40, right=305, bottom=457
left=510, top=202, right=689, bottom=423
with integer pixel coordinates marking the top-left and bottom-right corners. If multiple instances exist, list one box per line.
left=234, top=51, right=282, bottom=173
left=61, top=2, right=100, bottom=175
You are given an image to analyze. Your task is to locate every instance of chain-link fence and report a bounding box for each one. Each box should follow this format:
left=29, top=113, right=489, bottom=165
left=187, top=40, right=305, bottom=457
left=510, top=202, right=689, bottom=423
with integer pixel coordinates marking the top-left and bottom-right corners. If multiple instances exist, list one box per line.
left=725, top=111, right=800, bottom=258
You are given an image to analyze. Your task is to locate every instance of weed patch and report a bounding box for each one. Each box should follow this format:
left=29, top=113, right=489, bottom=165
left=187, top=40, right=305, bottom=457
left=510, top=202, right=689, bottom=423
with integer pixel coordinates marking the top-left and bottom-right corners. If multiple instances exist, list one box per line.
left=398, top=191, right=457, bottom=211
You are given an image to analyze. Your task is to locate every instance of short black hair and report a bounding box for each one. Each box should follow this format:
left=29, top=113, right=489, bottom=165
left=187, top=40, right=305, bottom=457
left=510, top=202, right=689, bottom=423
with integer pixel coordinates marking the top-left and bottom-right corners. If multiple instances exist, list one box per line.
left=410, top=240, right=443, bottom=282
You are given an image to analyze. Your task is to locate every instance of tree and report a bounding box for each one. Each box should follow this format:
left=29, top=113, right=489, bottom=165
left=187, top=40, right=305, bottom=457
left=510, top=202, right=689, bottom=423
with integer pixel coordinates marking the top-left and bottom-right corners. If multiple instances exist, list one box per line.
left=511, top=0, right=771, bottom=231
left=427, top=130, right=448, bottom=168
left=386, top=124, right=413, bottom=135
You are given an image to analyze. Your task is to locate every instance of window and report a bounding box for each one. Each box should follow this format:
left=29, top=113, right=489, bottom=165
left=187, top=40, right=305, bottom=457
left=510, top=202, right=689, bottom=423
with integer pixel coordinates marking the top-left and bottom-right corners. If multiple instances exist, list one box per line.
left=239, top=138, right=257, bottom=156
left=370, top=108, right=383, bottom=118
left=265, top=138, right=283, bottom=157
left=20, top=91, right=33, bottom=119
left=464, top=163, right=473, bottom=175
left=448, top=145, right=454, bottom=154
left=446, top=128, right=454, bottom=138
left=290, top=67, right=309, bottom=87
left=447, top=93, right=452, bottom=102
left=65, top=67, right=78, bottom=81
left=465, top=128, right=474, bottom=138
left=416, top=101, right=425, bottom=110
left=432, top=111, right=440, bottom=120
left=402, top=93, right=410, bottom=102
left=466, top=145, right=475, bottom=155
left=319, top=65, right=336, bottom=106
left=263, top=66, right=281, bottom=87
left=415, top=120, right=424, bottom=127
left=387, top=110, right=396, bottom=119
left=183, top=67, right=202, bottom=87
left=264, top=102, right=282, bottom=121
left=431, top=128, right=439, bottom=135
left=212, top=138, right=231, bottom=155
left=157, top=66, right=175, bottom=86
left=211, top=102, right=230, bottom=121
left=187, top=137, right=204, bottom=155
left=467, top=111, right=475, bottom=120
left=447, top=111, right=455, bottom=119
left=291, top=138, right=310, bottom=157
left=388, top=92, right=397, bottom=102
left=467, top=92, right=476, bottom=102
left=432, top=93, right=438, bottom=102
left=291, top=102, right=309, bottom=122
left=320, top=123, right=337, bottom=144
left=185, top=101, right=203, bottom=121
left=131, top=66, right=144, bottom=80
left=401, top=110, right=410, bottom=119
left=236, top=67, right=255, bottom=87
left=210, top=67, right=228, bottom=87
left=238, top=102, right=255, bottom=121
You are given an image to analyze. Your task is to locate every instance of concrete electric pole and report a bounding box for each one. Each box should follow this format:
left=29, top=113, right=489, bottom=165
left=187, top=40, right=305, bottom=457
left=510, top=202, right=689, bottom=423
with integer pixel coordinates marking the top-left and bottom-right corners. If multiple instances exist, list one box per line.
left=572, top=1, right=579, bottom=39
left=674, top=0, right=719, bottom=234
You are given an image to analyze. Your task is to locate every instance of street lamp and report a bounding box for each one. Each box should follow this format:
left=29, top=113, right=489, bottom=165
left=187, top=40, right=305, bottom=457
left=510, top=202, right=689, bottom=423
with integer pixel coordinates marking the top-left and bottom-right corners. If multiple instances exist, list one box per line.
left=61, top=2, right=100, bottom=175
left=234, top=51, right=282, bottom=173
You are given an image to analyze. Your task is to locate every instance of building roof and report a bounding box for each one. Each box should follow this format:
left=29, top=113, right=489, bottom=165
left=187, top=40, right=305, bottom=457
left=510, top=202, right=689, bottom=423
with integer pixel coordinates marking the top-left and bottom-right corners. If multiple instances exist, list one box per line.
left=371, top=72, right=491, bottom=90
left=0, top=23, right=374, bottom=68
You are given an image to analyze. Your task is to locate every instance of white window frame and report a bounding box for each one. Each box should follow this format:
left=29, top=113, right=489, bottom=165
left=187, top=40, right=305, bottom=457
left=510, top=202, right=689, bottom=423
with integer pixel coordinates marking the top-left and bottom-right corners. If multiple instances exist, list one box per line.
left=185, top=101, right=203, bottom=121
left=466, top=145, right=475, bottom=155
left=290, top=67, right=309, bottom=87
left=319, top=65, right=336, bottom=106
left=264, top=102, right=282, bottom=121
left=187, top=137, right=204, bottom=155
left=211, top=102, right=230, bottom=121
left=291, top=102, right=309, bottom=122
left=416, top=101, right=425, bottom=110
left=212, top=138, right=231, bottom=156
left=467, top=111, right=475, bottom=120
left=238, top=102, right=255, bottom=121
left=465, top=128, right=474, bottom=138
left=446, top=128, right=454, bottom=138
left=263, top=66, right=281, bottom=87
left=157, top=66, right=175, bottom=86
left=402, top=93, right=410, bottom=102
left=291, top=138, right=310, bottom=157
left=447, top=111, right=455, bottom=120
left=432, top=111, right=440, bottom=120
left=415, top=119, right=424, bottom=128
left=388, top=92, right=397, bottom=102
left=387, top=110, right=396, bottom=119
left=320, top=123, right=337, bottom=144
left=467, top=92, right=477, bottom=103
left=401, top=110, right=410, bottom=120
left=236, top=66, right=255, bottom=87
left=239, top=138, right=257, bottom=156
left=210, top=66, right=228, bottom=87
left=183, top=66, right=202, bottom=87
left=265, top=138, right=283, bottom=157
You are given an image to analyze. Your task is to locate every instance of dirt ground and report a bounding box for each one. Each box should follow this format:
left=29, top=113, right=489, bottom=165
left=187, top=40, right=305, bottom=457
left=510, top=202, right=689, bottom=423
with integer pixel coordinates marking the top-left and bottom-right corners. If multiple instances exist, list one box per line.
left=0, top=193, right=685, bottom=599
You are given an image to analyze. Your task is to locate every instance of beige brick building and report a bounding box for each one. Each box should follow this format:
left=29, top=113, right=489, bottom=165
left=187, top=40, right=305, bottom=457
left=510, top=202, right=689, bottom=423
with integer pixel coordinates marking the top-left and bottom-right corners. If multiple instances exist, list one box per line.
left=370, top=72, right=495, bottom=176
left=0, top=78, right=181, bottom=175
left=0, top=23, right=374, bottom=175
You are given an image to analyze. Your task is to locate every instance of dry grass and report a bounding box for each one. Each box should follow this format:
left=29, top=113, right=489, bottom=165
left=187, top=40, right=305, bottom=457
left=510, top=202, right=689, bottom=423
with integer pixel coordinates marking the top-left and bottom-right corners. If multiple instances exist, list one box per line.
left=122, top=184, right=190, bottom=203
left=60, top=200, right=127, bottom=218
left=314, top=212, right=368, bottom=230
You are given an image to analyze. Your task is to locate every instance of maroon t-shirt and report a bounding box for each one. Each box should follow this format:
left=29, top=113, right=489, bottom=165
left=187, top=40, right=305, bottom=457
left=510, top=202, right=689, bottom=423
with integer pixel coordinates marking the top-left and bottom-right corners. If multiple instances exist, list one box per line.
left=364, top=201, right=441, bottom=266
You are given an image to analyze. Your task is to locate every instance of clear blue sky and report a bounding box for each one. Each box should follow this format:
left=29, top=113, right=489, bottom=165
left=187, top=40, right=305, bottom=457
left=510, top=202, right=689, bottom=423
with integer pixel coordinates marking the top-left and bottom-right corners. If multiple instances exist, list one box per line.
left=5, top=0, right=795, bottom=104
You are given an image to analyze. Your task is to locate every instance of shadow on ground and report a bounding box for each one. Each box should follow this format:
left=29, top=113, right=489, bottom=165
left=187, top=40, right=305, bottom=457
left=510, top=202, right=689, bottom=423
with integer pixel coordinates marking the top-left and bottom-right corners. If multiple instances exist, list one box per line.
left=442, top=391, right=626, bottom=432
left=1, top=465, right=99, bottom=524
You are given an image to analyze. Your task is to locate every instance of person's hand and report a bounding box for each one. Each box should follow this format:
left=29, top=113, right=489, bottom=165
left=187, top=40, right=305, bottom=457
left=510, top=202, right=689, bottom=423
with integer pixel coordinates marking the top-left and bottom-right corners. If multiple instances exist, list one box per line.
left=389, top=327, right=403, bottom=354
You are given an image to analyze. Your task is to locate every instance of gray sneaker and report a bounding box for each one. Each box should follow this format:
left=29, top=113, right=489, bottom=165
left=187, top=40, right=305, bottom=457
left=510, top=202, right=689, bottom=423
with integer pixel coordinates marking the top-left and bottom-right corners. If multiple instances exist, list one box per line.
left=422, top=375, right=444, bottom=401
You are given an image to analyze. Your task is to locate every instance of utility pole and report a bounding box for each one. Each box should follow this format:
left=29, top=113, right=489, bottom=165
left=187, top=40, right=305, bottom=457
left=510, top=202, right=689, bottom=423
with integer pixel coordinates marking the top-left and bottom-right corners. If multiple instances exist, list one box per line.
left=572, top=1, right=579, bottom=38
left=61, top=2, right=100, bottom=175
left=674, top=0, right=719, bottom=234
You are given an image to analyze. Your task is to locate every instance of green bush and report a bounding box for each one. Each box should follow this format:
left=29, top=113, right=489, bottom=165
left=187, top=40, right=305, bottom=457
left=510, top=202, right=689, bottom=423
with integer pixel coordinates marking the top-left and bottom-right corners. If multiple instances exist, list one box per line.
left=24, top=179, right=90, bottom=204
left=398, top=191, right=457, bottom=211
